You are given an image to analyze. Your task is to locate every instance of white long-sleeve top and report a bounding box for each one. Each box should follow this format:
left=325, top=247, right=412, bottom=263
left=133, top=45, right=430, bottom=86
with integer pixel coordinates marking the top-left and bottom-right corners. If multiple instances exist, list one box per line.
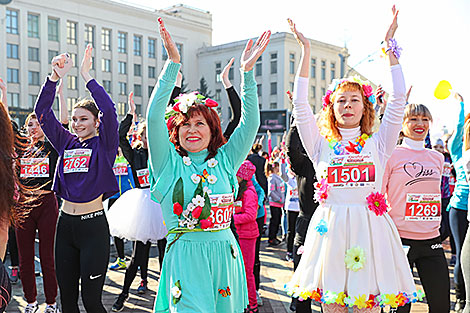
left=293, top=64, right=406, bottom=169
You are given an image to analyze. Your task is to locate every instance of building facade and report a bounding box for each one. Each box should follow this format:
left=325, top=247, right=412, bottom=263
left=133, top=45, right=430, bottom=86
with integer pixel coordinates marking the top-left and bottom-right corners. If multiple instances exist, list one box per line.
left=1, top=0, right=212, bottom=124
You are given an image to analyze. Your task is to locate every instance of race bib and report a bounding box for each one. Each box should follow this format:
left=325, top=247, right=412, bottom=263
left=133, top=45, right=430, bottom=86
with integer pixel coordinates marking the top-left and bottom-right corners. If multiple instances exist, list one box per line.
left=113, top=163, right=128, bottom=176
left=234, top=200, right=243, bottom=214
left=207, top=193, right=235, bottom=231
left=136, top=168, right=150, bottom=187
left=405, top=193, right=441, bottom=221
left=327, top=154, right=375, bottom=188
left=289, top=189, right=298, bottom=198
left=443, top=162, right=452, bottom=178
left=63, top=149, right=92, bottom=174
left=20, top=158, right=49, bottom=178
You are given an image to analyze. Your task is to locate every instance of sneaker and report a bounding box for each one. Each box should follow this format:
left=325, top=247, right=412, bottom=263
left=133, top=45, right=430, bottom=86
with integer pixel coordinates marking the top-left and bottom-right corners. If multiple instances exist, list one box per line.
left=112, top=293, right=128, bottom=312
left=455, top=299, right=465, bottom=313
left=137, top=279, right=147, bottom=294
left=10, top=267, right=19, bottom=284
left=43, top=303, right=60, bottom=313
left=24, top=302, right=39, bottom=313
left=450, top=255, right=457, bottom=266
left=109, top=258, right=127, bottom=270
left=256, top=290, right=263, bottom=306
left=268, top=238, right=281, bottom=247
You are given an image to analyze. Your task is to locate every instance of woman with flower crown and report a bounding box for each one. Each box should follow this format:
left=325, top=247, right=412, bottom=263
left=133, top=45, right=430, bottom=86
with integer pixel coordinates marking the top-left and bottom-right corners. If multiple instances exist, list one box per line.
left=284, top=7, right=420, bottom=312
left=147, top=18, right=270, bottom=312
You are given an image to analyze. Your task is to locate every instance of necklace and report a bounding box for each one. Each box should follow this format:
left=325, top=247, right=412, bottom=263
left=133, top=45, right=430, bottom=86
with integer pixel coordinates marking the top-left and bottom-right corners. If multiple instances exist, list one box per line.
left=327, top=133, right=370, bottom=155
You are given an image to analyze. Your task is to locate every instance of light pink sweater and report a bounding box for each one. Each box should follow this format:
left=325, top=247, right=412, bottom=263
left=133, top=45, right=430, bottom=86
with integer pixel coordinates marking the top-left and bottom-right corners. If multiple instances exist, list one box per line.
left=382, top=138, right=444, bottom=240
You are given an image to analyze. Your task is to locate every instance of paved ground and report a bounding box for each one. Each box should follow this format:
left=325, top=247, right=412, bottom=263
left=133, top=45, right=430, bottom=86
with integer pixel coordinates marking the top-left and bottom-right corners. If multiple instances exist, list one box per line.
left=5, top=235, right=458, bottom=312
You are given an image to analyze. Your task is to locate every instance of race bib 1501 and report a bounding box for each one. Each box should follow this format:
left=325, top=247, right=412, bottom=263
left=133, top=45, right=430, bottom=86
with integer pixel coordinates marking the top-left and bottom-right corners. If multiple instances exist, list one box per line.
left=327, top=154, right=375, bottom=188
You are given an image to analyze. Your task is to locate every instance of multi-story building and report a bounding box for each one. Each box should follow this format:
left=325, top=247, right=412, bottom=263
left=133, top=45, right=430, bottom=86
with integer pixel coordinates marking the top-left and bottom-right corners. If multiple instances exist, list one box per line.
left=0, top=0, right=212, bottom=124
left=198, top=32, right=350, bottom=131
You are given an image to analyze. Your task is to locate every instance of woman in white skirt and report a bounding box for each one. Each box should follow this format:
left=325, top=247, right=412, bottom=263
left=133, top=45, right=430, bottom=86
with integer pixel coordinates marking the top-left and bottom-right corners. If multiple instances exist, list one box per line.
left=285, top=7, right=420, bottom=312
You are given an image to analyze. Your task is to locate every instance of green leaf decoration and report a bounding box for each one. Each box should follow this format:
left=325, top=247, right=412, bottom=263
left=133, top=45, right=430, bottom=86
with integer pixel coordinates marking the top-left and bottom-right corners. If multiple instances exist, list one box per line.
left=175, top=280, right=181, bottom=289
left=193, top=180, right=203, bottom=198
left=199, top=192, right=212, bottom=220
left=172, top=280, right=182, bottom=305
left=230, top=244, right=237, bottom=259
left=172, top=178, right=184, bottom=207
left=196, top=94, right=205, bottom=100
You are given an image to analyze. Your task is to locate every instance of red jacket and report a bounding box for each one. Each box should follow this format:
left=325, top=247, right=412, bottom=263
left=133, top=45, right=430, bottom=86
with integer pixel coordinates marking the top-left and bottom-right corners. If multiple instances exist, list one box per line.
left=233, top=180, right=260, bottom=239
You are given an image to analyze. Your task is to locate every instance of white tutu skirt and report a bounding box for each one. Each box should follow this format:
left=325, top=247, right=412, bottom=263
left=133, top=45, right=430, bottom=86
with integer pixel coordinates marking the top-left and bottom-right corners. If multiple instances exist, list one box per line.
left=286, top=203, right=421, bottom=308
left=106, top=188, right=168, bottom=243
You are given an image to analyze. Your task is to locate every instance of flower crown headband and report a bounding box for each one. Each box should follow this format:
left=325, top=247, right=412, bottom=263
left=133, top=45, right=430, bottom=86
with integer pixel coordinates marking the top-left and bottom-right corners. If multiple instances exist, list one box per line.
left=322, top=75, right=376, bottom=110
left=165, top=91, right=219, bottom=128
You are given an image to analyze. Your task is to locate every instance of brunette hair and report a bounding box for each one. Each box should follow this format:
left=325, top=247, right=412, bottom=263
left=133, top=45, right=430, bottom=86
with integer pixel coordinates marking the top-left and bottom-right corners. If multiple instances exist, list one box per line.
left=318, top=81, right=376, bottom=141
left=251, top=143, right=263, bottom=154
left=236, top=179, right=248, bottom=201
left=168, top=104, right=226, bottom=160
left=25, top=113, right=37, bottom=126
left=131, top=122, right=146, bottom=149
left=73, top=99, right=99, bottom=120
left=264, top=160, right=279, bottom=177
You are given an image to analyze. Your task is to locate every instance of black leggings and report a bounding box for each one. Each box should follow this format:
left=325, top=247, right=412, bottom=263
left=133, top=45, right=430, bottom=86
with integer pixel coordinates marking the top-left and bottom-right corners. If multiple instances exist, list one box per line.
left=461, top=229, right=470, bottom=313
left=450, top=207, right=469, bottom=300
left=397, top=237, right=450, bottom=313
left=268, top=206, right=282, bottom=241
left=55, top=210, right=110, bottom=313
left=287, top=211, right=299, bottom=254
left=6, top=227, right=19, bottom=267
left=254, top=216, right=264, bottom=290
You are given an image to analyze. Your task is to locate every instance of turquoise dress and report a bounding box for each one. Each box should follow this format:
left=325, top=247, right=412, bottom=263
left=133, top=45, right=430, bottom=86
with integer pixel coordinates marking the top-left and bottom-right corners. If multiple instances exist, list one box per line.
left=147, top=61, right=260, bottom=312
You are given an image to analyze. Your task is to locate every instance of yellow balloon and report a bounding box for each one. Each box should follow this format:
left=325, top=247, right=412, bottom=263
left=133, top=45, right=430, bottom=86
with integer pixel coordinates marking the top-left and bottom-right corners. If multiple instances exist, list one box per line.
left=434, top=80, right=452, bottom=100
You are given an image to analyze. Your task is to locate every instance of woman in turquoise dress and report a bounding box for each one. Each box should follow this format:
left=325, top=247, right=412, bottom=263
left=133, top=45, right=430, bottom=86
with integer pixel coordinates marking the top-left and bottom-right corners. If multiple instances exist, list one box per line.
left=147, top=18, right=271, bottom=313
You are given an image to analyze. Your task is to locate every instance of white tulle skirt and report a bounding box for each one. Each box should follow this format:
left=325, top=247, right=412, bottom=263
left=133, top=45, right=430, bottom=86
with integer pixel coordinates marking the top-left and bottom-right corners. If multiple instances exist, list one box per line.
left=106, top=188, right=168, bottom=243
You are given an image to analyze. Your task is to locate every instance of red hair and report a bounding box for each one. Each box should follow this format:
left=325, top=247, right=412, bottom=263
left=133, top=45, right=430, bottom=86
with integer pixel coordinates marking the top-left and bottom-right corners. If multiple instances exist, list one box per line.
left=168, top=104, right=226, bottom=160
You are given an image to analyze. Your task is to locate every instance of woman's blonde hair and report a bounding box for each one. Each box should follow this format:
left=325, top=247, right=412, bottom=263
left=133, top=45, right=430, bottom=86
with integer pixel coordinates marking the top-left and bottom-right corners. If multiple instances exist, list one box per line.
left=318, top=81, right=377, bottom=141
left=464, top=113, right=470, bottom=151
left=403, top=103, right=433, bottom=123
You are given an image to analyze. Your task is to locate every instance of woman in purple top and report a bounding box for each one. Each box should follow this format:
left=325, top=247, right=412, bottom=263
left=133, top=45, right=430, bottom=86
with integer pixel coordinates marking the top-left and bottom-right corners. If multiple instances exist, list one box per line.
left=35, top=45, right=119, bottom=313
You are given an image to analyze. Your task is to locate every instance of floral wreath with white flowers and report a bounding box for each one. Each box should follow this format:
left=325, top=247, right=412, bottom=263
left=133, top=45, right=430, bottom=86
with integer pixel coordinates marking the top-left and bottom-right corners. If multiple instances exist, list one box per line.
left=165, top=91, right=219, bottom=122
left=322, top=76, right=376, bottom=110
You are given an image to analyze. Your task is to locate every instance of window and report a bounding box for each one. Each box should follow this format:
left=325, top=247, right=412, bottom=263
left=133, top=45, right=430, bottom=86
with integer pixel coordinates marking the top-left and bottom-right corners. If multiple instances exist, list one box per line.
left=67, top=75, right=77, bottom=90
left=118, top=32, right=127, bottom=53
left=102, top=59, right=111, bottom=72
left=270, top=53, right=277, bottom=74
left=310, top=58, right=316, bottom=78
left=117, top=102, right=126, bottom=115
left=215, top=89, right=221, bottom=101
left=102, top=29, right=111, bottom=51
left=28, top=14, right=39, bottom=38
left=228, top=66, right=234, bottom=81
left=270, top=102, right=277, bottom=109
left=148, top=66, right=156, bottom=78
left=103, top=80, right=112, bottom=93
left=289, top=53, right=295, bottom=74
left=7, top=68, right=19, bottom=83
left=134, top=84, right=142, bottom=97
left=48, top=18, right=59, bottom=41
left=70, top=53, right=77, bottom=67
left=28, top=71, right=40, bottom=85
left=28, top=47, right=40, bottom=61
left=290, top=82, right=294, bottom=92
left=67, top=21, right=77, bottom=44
left=321, top=88, right=326, bottom=97
left=321, top=60, right=326, bottom=80
left=29, top=94, right=37, bottom=108
left=7, top=44, right=18, bottom=59
left=67, top=98, right=77, bottom=111
left=270, top=82, right=277, bottom=95
left=176, top=43, right=183, bottom=61
left=255, top=56, right=262, bottom=77
left=311, top=86, right=316, bottom=98
left=48, top=50, right=58, bottom=63
left=161, top=43, right=168, bottom=61
left=119, top=82, right=127, bottom=95
left=6, top=9, right=19, bottom=34
left=330, top=62, right=336, bottom=80
left=118, top=61, right=127, bottom=74
left=7, top=93, right=19, bottom=107
left=148, top=86, right=154, bottom=97
left=215, top=62, right=221, bottom=83
left=148, top=38, right=156, bottom=58
left=134, top=35, right=142, bottom=56
left=257, top=84, right=262, bottom=97
left=84, top=25, right=95, bottom=46
left=134, top=64, right=142, bottom=76
left=91, top=57, right=95, bottom=70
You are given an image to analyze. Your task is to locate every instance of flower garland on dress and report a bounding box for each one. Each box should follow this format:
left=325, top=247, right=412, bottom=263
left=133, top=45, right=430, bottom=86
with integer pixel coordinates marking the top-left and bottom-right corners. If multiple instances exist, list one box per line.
left=322, top=76, right=376, bottom=111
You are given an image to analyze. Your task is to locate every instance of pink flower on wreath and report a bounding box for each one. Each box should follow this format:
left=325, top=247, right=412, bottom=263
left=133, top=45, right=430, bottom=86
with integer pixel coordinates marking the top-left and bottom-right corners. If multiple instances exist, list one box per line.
left=314, top=178, right=330, bottom=204
left=366, top=192, right=388, bottom=216
left=362, top=84, right=373, bottom=98
left=322, top=90, right=334, bottom=110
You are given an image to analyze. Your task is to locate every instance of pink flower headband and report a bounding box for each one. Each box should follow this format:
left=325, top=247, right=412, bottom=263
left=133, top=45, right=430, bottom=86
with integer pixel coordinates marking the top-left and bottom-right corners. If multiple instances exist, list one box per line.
left=165, top=91, right=218, bottom=129
left=322, top=76, right=376, bottom=110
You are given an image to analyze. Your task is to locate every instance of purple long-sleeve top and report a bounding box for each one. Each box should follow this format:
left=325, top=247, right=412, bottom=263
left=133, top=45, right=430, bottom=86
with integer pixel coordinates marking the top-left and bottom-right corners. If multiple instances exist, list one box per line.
left=35, top=77, right=119, bottom=203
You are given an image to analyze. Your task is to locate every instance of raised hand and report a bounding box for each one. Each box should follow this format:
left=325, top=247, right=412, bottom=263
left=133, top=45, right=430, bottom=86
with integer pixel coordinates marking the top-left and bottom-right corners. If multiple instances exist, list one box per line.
left=57, top=79, right=64, bottom=96
left=288, top=18, right=310, bottom=49
left=267, top=130, right=271, bottom=139
left=454, top=92, right=464, bottom=103
left=405, top=85, right=413, bottom=102
left=240, top=31, right=271, bottom=72
left=51, top=53, right=70, bottom=82
left=385, top=5, right=399, bottom=42
left=80, top=44, right=93, bottom=83
left=128, top=91, right=136, bottom=114
left=176, top=71, right=183, bottom=88
left=221, top=58, right=235, bottom=89
left=158, top=18, right=180, bottom=64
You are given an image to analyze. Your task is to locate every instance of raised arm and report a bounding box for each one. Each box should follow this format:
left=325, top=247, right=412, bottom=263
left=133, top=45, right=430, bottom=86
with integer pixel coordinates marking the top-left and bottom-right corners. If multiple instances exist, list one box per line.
left=373, top=7, right=406, bottom=166
left=0, top=78, right=7, bottom=114
left=288, top=19, right=322, bottom=163
left=221, top=58, right=242, bottom=139
left=449, top=94, right=465, bottom=163
left=119, top=92, right=136, bottom=165
left=224, top=31, right=271, bottom=170
left=147, top=18, right=181, bottom=175
left=56, top=79, right=69, bottom=125
left=286, top=124, right=311, bottom=176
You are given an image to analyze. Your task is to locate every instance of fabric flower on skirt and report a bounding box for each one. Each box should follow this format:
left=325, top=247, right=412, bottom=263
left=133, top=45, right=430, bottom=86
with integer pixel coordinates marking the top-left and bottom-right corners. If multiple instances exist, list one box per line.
left=314, top=178, right=330, bottom=204
left=171, top=280, right=182, bottom=304
left=366, top=192, right=388, bottom=216
left=344, top=246, right=366, bottom=272
left=315, top=219, right=328, bottom=235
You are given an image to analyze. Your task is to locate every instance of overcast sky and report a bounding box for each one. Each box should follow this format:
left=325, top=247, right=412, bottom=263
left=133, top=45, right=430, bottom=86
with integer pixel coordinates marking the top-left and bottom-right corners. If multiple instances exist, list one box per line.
left=126, top=0, right=470, bottom=138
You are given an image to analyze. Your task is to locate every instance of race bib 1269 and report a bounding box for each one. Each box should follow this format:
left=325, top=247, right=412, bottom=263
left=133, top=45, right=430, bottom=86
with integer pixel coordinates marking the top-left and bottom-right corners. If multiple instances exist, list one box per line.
left=405, top=193, right=441, bottom=221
